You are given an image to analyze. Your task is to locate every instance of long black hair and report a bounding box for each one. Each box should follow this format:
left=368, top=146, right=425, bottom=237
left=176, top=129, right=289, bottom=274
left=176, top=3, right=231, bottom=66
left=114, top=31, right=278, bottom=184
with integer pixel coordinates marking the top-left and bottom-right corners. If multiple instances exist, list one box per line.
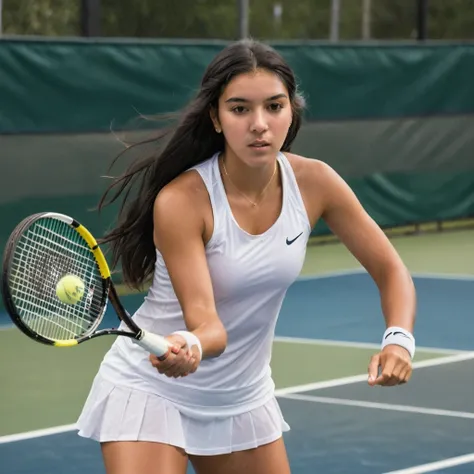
left=99, top=39, right=306, bottom=290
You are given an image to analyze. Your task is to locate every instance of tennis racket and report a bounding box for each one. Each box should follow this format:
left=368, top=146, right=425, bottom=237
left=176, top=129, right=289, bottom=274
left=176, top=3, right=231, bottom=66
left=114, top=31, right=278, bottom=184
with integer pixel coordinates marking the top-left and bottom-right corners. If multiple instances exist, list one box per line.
left=1, top=212, right=171, bottom=359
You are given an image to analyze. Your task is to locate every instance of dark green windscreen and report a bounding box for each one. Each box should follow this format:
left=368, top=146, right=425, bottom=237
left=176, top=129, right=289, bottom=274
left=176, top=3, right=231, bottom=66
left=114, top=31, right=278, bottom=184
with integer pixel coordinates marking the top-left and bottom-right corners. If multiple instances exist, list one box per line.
left=1, top=38, right=473, bottom=252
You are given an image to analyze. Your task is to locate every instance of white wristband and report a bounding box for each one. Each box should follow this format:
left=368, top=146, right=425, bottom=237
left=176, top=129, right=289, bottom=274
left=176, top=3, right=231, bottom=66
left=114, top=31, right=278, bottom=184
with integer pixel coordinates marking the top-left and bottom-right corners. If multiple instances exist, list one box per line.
left=381, top=326, right=416, bottom=359
left=172, top=330, right=203, bottom=358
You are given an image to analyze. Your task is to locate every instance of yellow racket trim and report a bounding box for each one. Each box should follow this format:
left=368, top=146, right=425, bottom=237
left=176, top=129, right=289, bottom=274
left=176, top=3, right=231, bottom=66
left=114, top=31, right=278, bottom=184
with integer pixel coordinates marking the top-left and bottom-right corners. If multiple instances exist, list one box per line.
left=54, top=339, right=79, bottom=347
left=74, top=224, right=111, bottom=279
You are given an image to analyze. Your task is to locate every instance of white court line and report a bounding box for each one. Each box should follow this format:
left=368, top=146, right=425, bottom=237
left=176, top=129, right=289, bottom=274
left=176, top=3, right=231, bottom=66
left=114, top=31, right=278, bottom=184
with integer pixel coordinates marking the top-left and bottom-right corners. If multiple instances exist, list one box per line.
left=410, top=272, right=474, bottom=281
left=296, top=268, right=365, bottom=281
left=274, top=351, right=474, bottom=396
left=0, top=424, right=76, bottom=444
left=1, top=352, right=473, bottom=445
left=274, top=336, right=464, bottom=354
left=383, top=452, right=474, bottom=474
left=280, top=393, right=474, bottom=420
left=296, top=268, right=474, bottom=282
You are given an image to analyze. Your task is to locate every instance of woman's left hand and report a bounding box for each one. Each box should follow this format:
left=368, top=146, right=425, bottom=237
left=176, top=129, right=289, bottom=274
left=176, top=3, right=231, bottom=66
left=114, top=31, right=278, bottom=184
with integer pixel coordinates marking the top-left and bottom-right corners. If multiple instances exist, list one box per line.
left=149, top=333, right=201, bottom=378
left=367, top=345, right=412, bottom=387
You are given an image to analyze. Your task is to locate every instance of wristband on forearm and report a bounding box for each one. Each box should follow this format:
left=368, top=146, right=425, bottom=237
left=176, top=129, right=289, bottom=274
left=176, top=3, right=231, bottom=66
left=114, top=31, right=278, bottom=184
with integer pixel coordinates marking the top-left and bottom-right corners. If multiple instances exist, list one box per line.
left=381, top=326, right=415, bottom=359
left=172, top=330, right=203, bottom=358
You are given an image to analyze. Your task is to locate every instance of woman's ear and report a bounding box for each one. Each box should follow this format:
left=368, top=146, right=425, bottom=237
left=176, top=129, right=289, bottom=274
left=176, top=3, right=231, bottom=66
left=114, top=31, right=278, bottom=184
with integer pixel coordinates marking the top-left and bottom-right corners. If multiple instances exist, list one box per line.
left=210, top=107, right=222, bottom=133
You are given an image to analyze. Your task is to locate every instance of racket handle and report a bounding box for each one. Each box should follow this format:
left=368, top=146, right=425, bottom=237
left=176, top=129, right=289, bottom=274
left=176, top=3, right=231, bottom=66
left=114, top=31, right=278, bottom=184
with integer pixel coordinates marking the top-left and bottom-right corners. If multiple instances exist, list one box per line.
left=135, top=330, right=171, bottom=360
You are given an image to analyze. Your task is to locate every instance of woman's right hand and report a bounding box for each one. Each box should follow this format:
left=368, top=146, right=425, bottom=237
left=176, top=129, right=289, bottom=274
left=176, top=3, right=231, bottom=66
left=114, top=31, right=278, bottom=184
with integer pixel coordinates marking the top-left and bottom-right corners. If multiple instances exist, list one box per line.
left=148, top=333, right=201, bottom=378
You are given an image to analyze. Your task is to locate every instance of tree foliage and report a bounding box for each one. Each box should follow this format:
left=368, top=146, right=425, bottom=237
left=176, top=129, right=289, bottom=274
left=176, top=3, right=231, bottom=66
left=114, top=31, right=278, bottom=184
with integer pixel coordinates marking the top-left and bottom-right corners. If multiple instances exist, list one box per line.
left=2, top=0, right=79, bottom=36
left=2, top=0, right=474, bottom=40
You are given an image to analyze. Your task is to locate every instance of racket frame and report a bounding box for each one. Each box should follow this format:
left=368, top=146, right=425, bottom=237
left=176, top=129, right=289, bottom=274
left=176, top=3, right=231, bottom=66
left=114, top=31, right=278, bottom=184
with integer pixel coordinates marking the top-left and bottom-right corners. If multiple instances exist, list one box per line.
left=1, top=212, right=168, bottom=356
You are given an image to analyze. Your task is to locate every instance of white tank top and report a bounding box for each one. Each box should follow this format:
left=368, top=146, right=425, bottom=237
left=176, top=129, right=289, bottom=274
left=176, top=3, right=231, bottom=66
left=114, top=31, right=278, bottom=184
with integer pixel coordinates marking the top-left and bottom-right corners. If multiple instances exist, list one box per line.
left=99, top=152, right=311, bottom=418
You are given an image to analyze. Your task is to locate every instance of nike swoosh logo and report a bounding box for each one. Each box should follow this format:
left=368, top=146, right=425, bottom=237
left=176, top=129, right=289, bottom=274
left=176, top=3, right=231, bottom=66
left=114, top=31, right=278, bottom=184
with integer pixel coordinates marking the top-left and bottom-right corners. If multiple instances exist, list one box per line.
left=384, top=331, right=410, bottom=339
left=286, top=232, right=303, bottom=245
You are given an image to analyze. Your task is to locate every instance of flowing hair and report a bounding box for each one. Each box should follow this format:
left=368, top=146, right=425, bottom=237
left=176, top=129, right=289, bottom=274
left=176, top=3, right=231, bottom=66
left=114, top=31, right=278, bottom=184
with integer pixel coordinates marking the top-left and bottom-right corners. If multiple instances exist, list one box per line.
left=99, top=39, right=306, bottom=290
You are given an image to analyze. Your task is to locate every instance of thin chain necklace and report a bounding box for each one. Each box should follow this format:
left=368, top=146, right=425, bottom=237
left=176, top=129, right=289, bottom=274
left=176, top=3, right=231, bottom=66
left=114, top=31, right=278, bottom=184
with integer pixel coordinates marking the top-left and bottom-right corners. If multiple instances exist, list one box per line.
left=221, top=158, right=278, bottom=207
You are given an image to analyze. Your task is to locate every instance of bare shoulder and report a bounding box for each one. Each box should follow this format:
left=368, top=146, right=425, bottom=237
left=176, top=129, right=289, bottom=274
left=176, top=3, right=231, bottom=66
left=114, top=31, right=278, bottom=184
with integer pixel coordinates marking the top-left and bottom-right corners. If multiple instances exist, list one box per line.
left=153, top=170, right=211, bottom=240
left=284, top=152, right=337, bottom=190
left=284, top=152, right=344, bottom=207
left=155, top=170, right=208, bottom=211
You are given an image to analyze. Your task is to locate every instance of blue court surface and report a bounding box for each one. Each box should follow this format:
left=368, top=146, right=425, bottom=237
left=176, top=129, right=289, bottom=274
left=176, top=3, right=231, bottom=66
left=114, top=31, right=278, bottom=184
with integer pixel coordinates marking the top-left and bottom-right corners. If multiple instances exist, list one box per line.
left=1, top=270, right=473, bottom=473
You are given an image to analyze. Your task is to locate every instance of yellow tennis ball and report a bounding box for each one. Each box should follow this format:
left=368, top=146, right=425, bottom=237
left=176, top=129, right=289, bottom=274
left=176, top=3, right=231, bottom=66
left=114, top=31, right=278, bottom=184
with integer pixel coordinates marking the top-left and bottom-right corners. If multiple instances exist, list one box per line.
left=56, top=274, right=85, bottom=305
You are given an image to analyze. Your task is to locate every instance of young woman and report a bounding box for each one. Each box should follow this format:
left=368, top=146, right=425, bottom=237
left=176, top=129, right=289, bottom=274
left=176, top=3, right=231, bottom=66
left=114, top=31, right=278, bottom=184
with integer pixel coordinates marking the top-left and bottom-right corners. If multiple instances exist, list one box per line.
left=76, top=39, right=416, bottom=474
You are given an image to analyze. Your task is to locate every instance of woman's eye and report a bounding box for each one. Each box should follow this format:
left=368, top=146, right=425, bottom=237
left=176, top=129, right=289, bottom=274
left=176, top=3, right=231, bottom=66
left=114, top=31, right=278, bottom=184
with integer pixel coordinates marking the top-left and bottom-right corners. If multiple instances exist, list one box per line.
left=232, top=106, right=247, bottom=114
left=269, top=103, right=283, bottom=112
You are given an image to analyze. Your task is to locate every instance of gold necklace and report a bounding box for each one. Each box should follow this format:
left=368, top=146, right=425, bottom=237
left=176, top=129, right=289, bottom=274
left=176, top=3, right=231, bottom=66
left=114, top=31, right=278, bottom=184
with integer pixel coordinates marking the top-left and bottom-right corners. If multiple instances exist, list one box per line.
left=222, top=158, right=277, bottom=207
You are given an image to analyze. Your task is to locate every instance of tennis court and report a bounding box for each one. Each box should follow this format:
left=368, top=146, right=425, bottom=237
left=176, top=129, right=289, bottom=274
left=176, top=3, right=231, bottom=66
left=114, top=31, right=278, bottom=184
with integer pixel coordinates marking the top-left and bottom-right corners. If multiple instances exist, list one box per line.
left=1, top=228, right=473, bottom=473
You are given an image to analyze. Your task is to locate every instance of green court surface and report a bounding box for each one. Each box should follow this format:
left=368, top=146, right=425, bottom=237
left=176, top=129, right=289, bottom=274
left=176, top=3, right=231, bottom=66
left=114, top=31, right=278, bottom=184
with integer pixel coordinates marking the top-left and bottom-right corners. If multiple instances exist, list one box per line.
left=301, top=228, right=474, bottom=276
left=271, top=341, right=447, bottom=390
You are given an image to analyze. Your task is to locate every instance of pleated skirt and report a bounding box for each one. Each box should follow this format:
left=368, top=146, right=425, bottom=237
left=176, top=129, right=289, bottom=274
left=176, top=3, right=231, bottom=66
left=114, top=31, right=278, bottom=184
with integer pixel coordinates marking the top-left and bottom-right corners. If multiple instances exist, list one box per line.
left=76, top=373, right=290, bottom=456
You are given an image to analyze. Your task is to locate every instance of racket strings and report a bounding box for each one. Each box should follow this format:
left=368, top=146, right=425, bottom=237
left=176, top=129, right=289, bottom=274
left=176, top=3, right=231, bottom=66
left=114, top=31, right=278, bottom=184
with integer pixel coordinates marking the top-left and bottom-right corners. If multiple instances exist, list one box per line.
left=9, top=218, right=104, bottom=341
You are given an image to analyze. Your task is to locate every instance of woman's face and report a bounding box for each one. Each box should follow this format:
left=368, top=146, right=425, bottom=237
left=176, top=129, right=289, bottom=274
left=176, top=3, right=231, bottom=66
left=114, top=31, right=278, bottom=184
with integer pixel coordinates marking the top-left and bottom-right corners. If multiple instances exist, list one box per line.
left=212, top=68, right=293, bottom=168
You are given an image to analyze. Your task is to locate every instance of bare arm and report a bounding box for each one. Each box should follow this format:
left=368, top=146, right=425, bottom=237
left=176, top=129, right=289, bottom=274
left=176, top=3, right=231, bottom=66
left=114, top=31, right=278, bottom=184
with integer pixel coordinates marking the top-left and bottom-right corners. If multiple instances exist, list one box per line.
left=153, top=173, right=227, bottom=359
left=289, top=154, right=415, bottom=385
left=317, top=162, right=416, bottom=333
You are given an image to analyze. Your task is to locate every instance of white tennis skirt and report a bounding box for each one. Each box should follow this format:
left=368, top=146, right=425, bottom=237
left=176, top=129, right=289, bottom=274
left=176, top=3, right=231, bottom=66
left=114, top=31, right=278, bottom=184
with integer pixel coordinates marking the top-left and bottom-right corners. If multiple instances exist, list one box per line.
left=76, top=374, right=290, bottom=456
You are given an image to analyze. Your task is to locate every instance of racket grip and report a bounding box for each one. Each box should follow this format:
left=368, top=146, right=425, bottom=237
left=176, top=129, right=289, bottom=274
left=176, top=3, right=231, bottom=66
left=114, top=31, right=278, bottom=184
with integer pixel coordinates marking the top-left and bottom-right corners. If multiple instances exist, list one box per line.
left=135, top=330, right=171, bottom=360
